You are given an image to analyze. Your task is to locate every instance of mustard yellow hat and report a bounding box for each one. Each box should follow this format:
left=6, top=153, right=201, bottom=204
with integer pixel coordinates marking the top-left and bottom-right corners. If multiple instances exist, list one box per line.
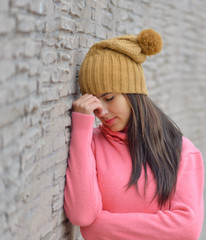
left=79, top=29, right=163, bottom=95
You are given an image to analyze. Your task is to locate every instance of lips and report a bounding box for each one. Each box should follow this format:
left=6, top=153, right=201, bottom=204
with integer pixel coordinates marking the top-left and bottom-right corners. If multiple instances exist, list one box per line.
left=104, top=117, right=116, bottom=125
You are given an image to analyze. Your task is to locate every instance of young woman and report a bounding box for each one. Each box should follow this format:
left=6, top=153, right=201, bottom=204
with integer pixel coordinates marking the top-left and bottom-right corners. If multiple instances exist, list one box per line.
left=64, top=29, right=204, bottom=240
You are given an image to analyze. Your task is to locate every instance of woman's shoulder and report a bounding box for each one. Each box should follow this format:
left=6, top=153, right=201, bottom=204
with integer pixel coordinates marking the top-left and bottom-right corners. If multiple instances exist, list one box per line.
left=180, top=136, right=203, bottom=166
left=181, top=137, right=200, bottom=155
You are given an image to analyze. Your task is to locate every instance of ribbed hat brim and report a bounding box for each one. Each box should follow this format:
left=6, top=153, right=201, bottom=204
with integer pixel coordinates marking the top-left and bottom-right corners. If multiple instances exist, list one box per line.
left=79, top=50, right=148, bottom=95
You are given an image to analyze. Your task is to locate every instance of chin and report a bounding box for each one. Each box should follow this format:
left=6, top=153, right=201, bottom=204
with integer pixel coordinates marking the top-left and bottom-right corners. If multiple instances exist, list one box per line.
left=109, top=125, right=124, bottom=132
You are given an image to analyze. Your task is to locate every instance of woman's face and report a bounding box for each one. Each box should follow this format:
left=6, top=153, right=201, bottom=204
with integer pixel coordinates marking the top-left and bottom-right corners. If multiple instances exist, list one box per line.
left=94, top=93, right=131, bottom=132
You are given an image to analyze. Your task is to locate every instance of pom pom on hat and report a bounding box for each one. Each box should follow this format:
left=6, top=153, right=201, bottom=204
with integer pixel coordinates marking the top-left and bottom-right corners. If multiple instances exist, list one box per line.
left=137, top=29, right=163, bottom=56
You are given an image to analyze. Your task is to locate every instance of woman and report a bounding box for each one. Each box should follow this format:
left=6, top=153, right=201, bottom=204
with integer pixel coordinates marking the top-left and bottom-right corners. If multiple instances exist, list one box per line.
left=64, top=29, right=204, bottom=240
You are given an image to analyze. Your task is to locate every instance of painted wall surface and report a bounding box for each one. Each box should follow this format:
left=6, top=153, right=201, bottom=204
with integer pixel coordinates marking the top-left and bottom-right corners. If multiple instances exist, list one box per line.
left=0, top=0, right=205, bottom=239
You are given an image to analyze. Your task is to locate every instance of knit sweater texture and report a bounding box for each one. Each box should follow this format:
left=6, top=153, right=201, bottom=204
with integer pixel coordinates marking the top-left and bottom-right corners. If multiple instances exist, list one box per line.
left=64, top=112, right=204, bottom=240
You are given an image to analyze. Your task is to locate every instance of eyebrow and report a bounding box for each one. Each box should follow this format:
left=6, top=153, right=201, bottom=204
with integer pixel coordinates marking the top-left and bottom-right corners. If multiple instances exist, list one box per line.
left=100, top=93, right=111, bottom=98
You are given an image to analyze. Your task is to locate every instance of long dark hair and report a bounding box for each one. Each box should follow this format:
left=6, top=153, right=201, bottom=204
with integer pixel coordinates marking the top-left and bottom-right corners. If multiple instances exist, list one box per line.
left=125, top=94, right=182, bottom=207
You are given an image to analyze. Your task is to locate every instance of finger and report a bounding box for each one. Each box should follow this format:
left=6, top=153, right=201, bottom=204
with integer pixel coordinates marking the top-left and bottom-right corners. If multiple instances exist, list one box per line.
left=73, top=95, right=103, bottom=115
left=73, top=95, right=99, bottom=109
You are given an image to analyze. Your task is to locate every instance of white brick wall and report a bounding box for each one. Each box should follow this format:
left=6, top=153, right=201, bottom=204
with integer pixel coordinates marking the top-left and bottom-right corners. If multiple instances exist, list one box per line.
left=0, top=0, right=205, bottom=240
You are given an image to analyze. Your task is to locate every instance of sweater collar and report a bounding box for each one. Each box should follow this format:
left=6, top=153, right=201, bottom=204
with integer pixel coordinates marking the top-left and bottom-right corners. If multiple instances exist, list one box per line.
left=99, top=124, right=127, bottom=144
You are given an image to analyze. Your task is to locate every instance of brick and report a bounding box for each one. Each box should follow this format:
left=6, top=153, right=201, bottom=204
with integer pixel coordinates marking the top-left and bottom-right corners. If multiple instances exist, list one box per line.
left=51, top=102, right=67, bottom=118
left=0, top=193, right=7, bottom=214
left=29, top=59, right=40, bottom=76
left=71, top=1, right=84, bottom=17
left=7, top=208, right=23, bottom=234
left=53, top=133, right=66, bottom=151
left=2, top=157, right=20, bottom=188
left=61, top=1, right=71, bottom=12
left=111, top=0, right=118, bottom=5
left=118, top=0, right=134, bottom=10
left=48, top=234, right=58, bottom=240
left=57, top=222, right=70, bottom=240
left=18, top=128, right=41, bottom=152
left=52, top=194, right=64, bottom=212
left=40, top=71, right=51, bottom=84
left=43, top=116, right=70, bottom=136
left=40, top=150, right=57, bottom=172
left=71, top=225, right=83, bottom=240
left=42, top=51, right=57, bottom=65
left=54, top=162, right=67, bottom=180
left=41, top=104, right=55, bottom=122
left=64, top=127, right=70, bottom=144
left=41, top=219, right=57, bottom=238
left=95, top=25, right=107, bottom=39
left=79, top=36, right=95, bottom=48
left=2, top=118, right=24, bottom=148
left=0, top=231, right=13, bottom=240
left=0, top=214, right=7, bottom=234
left=93, top=5, right=102, bottom=24
left=77, top=21, right=94, bottom=35
left=57, top=209, right=66, bottom=225
left=60, top=16, right=76, bottom=31
left=4, top=78, right=36, bottom=105
left=0, top=0, right=9, bottom=12
left=42, top=87, right=59, bottom=102
left=102, top=13, right=114, bottom=30
left=40, top=136, right=54, bottom=157
left=46, top=37, right=58, bottom=47
left=24, top=39, right=41, bottom=58
left=27, top=204, right=50, bottom=232
left=0, top=102, right=25, bottom=128
left=51, top=68, right=60, bottom=83
left=35, top=19, right=46, bottom=32
left=0, top=85, right=9, bottom=106
left=17, top=14, right=35, bottom=33
left=120, top=9, right=129, bottom=21
left=17, top=61, right=30, bottom=72
left=77, top=51, right=87, bottom=65
left=82, top=7, right=91, bottom=19
left=46, top=17, right=60, bottom=32
left=0, top=15, right=15, bottom=34
left=11, top=0, right=29, bottom=8
left=58, top=177, right=67, bottom=192
left=96, top=0, right=107, bottom=9
left=58, top=83, right=70, bottom=97
left=0, top=179, right=5, bottom=195
left=86, top=0, right=96, bottom=8
left=24, top=97, right=40, bottom=115
left=59, top=52, right=71, bottom=61
left=52, top=67, right=71, bottom=84
left=29, top=0, right=47, bottom=15
left=52, top=67, right=70, bottom=84
left=12, top=38, right=25, bottom=58
left=57, top=35, right=79, bottom=50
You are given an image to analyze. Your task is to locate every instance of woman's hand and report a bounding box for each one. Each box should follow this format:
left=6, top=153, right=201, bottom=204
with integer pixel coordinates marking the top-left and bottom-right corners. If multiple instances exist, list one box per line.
left=72, top=94, right=103, bottom=115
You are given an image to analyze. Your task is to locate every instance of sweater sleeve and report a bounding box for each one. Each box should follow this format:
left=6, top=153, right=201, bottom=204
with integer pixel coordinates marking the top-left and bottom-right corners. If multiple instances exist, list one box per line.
left=64, top=112, right=102, bottom=226
left=81, top=149, right=204, bottom=240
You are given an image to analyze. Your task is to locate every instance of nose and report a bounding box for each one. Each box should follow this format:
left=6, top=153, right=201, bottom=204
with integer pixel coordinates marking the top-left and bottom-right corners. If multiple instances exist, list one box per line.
left=98, top=102, right=108, bottom=118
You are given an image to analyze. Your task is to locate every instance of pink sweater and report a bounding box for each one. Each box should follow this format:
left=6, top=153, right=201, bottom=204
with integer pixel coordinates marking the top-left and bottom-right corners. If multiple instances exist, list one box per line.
left=64, top=112, right=204, bottom=240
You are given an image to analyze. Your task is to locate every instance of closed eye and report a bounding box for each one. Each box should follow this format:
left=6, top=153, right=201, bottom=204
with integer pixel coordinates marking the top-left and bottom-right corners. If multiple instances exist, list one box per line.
left=105, top=96, right=114, bottom=102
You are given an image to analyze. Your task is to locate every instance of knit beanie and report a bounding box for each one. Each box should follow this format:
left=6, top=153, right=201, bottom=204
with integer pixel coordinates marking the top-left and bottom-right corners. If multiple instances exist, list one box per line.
left=79, top=29, right=162, bottom=95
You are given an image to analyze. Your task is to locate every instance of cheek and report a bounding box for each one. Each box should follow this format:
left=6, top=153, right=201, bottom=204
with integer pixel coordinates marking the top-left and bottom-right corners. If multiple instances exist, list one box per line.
left=121, top=101, right=131, bottom=116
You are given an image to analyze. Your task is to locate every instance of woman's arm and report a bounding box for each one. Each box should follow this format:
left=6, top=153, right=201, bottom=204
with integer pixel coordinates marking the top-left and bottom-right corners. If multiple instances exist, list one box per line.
left=81, top=150, right=204, bottom=240
left=64, top=112, right=102, bottom=226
